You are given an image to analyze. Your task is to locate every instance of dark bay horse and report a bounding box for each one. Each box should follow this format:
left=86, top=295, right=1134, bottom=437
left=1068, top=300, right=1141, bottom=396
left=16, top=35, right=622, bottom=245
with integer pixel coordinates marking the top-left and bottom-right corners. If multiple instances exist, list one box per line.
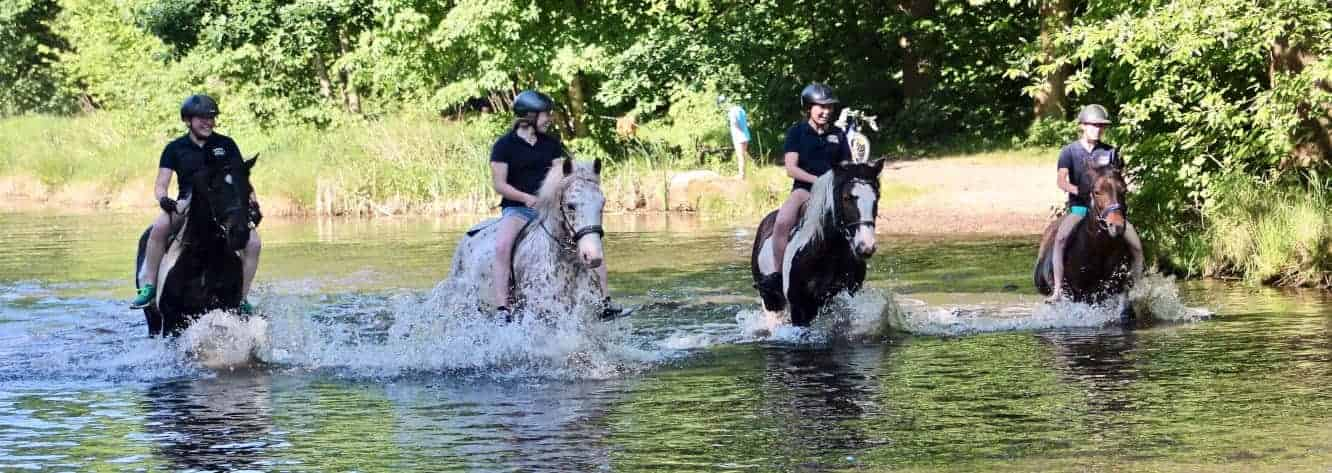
left=751, top=159, right=885, bottom=326
left=1034, top=164, right=1134, bottom=305
left=135, top=156, right=258, bottom=336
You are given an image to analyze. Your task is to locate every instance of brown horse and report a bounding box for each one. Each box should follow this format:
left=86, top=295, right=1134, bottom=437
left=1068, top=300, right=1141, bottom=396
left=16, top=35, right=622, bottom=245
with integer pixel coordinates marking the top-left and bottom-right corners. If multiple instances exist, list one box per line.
left=1034, top=164, right=1134, bottom=306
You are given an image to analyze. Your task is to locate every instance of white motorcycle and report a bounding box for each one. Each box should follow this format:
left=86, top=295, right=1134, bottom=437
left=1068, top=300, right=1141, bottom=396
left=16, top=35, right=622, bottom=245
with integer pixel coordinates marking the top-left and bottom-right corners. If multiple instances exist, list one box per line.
left=836, top=108, right=879, bottom=163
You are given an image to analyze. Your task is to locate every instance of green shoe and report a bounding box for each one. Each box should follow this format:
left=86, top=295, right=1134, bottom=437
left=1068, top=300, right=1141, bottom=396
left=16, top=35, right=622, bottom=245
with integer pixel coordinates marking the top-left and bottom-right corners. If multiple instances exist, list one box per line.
left=238, top=300, right=255, bottom=315
left=130, top=284, right=156, bottom=308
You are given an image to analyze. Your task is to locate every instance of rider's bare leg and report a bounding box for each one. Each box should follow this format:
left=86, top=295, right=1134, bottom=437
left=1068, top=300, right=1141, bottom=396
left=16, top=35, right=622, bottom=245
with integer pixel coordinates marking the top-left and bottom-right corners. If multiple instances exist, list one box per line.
left=1124, top=221, right=1145, bottom=282
left=241, top=230, right=261, bottom=298
left=771, top=189, right=812, bottom=275
left=735, top=141, right=749, bottom=179
left=1049, top=212, right=1084, bottom=302
left=492, top=214, right=530, bottom=308
left=139, top=211, right=174, bottom=286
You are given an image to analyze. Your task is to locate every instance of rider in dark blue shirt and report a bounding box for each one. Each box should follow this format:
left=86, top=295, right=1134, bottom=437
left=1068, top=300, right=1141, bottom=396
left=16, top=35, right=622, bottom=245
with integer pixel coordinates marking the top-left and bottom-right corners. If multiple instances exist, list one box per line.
left=132, top=95, right=263, bottom=313
left=489, top=90, right=626, bottom=321
left=1048, top=104, right=1144, bottom=302
left=761, top=83, right=851, bottom=293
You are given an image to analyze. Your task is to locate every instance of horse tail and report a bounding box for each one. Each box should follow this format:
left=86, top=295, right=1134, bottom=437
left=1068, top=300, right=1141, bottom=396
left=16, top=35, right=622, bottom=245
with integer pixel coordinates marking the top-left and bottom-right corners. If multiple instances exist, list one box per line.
left=135, top=226, right=151, bottom=288
left=751, top=211, right=778, bottom=284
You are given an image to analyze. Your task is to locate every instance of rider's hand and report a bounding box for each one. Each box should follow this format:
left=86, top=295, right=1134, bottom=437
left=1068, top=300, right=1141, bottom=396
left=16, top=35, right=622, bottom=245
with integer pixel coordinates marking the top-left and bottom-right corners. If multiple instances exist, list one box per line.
left=524, top=195, right=539, bottom=208
left=158, top=196, right=177, bottom=214
left=249, top=201, right=263, bottom=226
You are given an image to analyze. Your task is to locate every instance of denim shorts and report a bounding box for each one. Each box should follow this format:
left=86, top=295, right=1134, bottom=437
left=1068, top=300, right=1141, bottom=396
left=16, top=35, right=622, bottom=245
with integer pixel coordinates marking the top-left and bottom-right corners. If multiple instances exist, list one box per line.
left=501, top=206, right=539, bottom=222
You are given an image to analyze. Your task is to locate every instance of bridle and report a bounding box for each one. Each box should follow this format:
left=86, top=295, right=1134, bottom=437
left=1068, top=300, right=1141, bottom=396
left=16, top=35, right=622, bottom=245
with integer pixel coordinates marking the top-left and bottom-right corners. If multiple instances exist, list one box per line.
left=536, top=178, right=604, bottom=255
left=837, top=177, right=878, bottom=242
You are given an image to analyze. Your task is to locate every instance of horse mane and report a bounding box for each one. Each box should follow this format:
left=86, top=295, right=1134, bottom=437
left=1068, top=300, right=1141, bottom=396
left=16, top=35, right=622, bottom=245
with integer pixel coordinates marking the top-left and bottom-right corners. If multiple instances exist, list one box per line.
left=791, top=170, right=838, bottom=249
left=532, top=158, right=600, bottom=218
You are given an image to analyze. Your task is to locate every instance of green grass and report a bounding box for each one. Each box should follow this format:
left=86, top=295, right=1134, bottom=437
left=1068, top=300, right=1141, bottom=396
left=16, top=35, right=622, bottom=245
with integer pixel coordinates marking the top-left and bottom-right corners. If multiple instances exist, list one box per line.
left=1199, top=175, right=1332, bottom=287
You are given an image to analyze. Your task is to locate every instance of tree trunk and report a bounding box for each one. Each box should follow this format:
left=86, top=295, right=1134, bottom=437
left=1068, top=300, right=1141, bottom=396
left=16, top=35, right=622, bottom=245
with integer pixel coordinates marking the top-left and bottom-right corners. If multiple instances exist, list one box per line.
left=336, top=27, right=361, bottom=115
left=898, top=0, right=937, bottom=105
left=1034, top=0, right=1073, bottom=120
left=1271, top=36, right=1330, bottom=167
left=312, top=54, right=333, bottom=99
left=566, top=72, right=590, bottom=137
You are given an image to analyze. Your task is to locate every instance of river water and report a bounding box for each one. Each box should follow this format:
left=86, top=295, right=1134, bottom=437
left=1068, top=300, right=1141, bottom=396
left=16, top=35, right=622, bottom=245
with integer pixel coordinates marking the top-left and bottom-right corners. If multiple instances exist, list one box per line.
left=1, top=212, right=1329, bottom=472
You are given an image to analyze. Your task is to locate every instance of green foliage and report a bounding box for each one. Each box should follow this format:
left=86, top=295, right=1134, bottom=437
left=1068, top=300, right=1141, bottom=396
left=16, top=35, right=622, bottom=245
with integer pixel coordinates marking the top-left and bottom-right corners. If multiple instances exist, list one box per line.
left=1030, top=0, right=1332, bottom=283
left=0, top=0, right=71, bottom=114
left=1199, top=173, right=1332, bottom=287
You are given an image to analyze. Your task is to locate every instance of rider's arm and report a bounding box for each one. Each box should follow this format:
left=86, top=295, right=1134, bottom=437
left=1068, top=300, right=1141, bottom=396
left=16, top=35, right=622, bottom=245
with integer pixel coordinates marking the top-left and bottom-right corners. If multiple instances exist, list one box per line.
left=1057, top=168, right=1079, bottom=195
left=784, top=152, right=819, bottom=184
left=154, top=168, right=173, bottom=201
left=490, top=162, right=537, bottom=207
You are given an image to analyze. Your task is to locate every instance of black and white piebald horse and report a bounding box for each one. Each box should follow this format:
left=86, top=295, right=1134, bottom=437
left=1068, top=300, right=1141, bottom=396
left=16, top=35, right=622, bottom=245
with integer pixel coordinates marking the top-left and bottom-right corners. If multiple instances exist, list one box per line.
left=751, top=159, right=886, bottom=326
left=135, top=155, right=258, bottom=336
left=444, top=158, right=608, bottom=321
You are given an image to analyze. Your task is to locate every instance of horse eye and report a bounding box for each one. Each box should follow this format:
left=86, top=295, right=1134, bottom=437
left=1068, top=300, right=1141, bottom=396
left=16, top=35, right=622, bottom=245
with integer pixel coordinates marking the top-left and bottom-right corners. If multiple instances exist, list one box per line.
left=565, top=203, right=576, bottom=211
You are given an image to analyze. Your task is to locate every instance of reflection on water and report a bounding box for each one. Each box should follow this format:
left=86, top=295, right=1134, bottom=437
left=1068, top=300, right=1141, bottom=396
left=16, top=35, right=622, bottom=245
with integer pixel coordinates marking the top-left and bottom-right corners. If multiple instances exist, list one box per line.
left=1, top=211, right=1331, bottom=471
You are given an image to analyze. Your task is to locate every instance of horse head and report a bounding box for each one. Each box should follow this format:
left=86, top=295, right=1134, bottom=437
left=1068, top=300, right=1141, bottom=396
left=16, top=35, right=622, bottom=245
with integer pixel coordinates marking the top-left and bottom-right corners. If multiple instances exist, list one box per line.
left=539, top=158, right=606, bottom=268
left=191, top=155, right=257, bottom=252
left=1081, top=163, right=1128, bottom=238
left=832, top=158, right=886, bottom=259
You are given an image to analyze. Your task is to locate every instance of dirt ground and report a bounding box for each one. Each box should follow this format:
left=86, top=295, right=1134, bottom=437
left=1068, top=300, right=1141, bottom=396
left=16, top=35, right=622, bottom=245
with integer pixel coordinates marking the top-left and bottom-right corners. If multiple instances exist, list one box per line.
left=877, top=159, right=1058, bottom=235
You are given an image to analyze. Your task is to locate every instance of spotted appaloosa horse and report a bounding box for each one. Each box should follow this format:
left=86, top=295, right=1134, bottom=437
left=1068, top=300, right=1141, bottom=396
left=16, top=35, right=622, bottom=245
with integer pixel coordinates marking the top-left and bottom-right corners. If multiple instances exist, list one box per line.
left=135, top=156, right=258, bottom=336
left=1034, top=164, right=1135, bottom=306
left=444, top=158, right=608, bottom=321
left=751, top=159, right=885, bottom=326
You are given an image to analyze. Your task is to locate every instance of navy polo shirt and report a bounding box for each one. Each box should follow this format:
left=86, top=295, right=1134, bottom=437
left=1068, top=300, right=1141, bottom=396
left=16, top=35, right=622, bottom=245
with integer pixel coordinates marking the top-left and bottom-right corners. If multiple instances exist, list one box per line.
left=490, top=130, right=568, bottom=208
left=158, top=133, right=243, bottom=199
left=1057, top=140, right=1121, bottom=207
left=783, top=121, right=852, bottom=191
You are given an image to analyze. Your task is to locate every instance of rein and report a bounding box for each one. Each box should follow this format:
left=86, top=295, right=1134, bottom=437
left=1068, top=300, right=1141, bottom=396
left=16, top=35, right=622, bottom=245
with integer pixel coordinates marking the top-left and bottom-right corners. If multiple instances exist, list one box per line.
left=533, top=178, right=604, bottom=256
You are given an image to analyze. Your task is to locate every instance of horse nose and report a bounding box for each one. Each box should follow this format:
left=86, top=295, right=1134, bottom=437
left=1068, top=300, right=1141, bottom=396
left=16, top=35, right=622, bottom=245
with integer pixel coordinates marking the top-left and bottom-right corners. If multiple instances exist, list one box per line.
left=861, top=243, right=877, bottom=257
left=584, top=255, right=603, bottom=268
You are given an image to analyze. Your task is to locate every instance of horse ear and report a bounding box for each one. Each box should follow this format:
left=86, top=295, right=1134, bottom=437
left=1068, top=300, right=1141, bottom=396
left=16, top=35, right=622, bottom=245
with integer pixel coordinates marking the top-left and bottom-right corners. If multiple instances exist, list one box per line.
left=562, top=158, right=573, bottom=176
left=870, top=158, right=885, bottom=176
left=593, top=158, right=602, bottom=175
left=244, top=154, right=258, bottom=171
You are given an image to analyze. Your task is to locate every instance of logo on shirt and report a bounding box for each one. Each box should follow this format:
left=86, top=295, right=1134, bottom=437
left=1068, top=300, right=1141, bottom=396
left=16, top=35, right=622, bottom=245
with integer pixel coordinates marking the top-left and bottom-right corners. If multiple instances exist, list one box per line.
left=825, top=134, right=840, bottom=144
left=1091, top=149, right=1114, bottom=167
left=212, top=147, right=225, bottom=158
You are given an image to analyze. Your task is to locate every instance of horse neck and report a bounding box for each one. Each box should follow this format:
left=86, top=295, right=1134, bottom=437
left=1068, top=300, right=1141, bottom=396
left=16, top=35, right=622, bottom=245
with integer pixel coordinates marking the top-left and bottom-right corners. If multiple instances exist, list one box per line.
left=185, top=194, right=221, bottom=246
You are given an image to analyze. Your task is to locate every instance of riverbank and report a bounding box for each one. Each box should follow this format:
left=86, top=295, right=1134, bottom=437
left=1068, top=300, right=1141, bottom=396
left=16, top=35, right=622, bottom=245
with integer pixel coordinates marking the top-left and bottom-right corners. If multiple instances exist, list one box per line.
left=0, top=152, right=1059, bottom=235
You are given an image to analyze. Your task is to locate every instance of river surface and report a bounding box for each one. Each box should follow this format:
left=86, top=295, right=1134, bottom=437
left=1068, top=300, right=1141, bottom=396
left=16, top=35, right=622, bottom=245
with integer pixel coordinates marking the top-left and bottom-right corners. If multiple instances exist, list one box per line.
left=1, top=211, right=1329, bottom=472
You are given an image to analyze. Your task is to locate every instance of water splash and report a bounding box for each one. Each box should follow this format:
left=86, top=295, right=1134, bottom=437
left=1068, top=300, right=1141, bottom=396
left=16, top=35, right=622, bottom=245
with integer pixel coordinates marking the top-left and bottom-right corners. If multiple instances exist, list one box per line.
left=886, top=272, right=1213, bottom=336
left=178, top=310, right=271, bottom=371
left=263, top=280, right=668, bottom=380
left=732, top=289, right=895, bottom=345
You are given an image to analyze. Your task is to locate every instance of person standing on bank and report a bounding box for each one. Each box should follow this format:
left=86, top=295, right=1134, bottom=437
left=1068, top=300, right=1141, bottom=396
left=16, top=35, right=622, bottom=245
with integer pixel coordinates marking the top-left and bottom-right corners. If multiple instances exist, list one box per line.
left=131, top=94, right=263, bottom=314
left=759, top=83, right=852, bottom=293
left=489, top=90, right=627, bottom=321
left=719, top=95, right=751, bottom=179
left=1047, top=104, right=1145, bottom=302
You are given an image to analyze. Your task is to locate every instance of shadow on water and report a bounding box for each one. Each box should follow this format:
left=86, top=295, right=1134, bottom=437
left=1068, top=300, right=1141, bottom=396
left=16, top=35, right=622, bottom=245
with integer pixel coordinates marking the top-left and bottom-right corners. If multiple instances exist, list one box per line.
left=140, top=372, right=277, bottom=471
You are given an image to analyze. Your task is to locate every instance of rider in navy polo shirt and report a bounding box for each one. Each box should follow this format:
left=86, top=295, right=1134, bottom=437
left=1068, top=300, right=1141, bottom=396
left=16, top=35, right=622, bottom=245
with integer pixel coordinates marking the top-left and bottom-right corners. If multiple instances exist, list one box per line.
left=1047, top=104, right=1144, bottom=302
left=760, top=83, right=852, bottom=293
left=488, top=90, right=626, bottom=321
left=132, top=95, right=263, bottom=313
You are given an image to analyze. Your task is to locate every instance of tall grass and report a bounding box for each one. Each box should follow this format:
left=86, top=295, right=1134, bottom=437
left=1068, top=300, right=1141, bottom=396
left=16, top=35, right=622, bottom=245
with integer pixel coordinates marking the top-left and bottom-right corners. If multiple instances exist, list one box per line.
left=1201, top=175, right=1332, bottom=287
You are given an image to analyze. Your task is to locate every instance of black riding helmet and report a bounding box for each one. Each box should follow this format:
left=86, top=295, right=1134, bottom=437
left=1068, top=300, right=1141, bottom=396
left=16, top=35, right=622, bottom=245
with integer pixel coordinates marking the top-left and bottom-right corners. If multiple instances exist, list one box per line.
left=180, top=94, right=220, bottom=120
left=513, top=90, right=554, bottom=118
left=800, top=83, right=839, bottom=110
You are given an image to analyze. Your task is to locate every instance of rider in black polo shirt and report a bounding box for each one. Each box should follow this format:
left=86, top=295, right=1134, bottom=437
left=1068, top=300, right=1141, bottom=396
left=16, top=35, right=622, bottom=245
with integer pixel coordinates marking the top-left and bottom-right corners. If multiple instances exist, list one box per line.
left=131, top=95, right=263, bottom=314
left=760, top=83, right=852, bottom=293
left=489, top=90, right=626, bottom=321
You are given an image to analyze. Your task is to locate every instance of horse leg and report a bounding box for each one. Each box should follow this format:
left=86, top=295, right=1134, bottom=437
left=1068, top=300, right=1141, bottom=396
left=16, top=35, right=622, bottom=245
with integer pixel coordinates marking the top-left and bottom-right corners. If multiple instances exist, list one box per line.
left=144, top=306, right=163, bottom=337
left=788, top=290, right=816, bottom=327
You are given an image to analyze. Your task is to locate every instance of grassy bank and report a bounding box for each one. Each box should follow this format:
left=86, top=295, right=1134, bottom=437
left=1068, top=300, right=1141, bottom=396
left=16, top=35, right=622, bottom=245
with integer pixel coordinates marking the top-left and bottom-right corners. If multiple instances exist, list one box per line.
left=0, top=112, right=945, bottom=219
left=1153, top=175, right=1332, bottom=288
